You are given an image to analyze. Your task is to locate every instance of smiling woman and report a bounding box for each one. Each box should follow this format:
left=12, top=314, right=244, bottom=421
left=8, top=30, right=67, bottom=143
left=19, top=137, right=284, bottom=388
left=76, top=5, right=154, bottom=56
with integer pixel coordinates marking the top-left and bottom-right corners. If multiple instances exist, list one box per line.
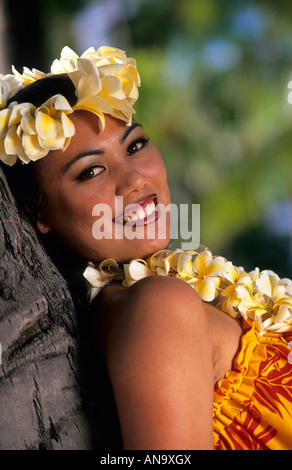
left=1, top=46, right=292, bottom=450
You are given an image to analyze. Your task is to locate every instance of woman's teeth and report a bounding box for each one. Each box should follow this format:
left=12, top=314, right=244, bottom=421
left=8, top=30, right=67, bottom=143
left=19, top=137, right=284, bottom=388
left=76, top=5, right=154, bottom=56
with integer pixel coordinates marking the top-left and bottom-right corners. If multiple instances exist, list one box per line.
left=123, top=201, right=156, bottom=222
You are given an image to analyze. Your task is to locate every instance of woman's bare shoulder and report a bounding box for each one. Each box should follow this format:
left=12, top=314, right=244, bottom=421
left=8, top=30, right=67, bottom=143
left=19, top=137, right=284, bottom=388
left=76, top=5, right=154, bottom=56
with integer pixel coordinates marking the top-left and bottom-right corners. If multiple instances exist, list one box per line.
left=101, top=275, right=207, bottom=334
left=104, top=275, right=203, bottom=308
left=100, top=275, right=241, bottom=350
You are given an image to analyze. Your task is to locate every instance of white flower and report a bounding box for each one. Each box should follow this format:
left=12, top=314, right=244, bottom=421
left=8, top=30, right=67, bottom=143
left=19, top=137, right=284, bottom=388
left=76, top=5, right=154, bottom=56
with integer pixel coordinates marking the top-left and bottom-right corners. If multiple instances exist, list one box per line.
left=0, top=74, right=22, bottom=109
left=83, top=259, right=124, bottom=302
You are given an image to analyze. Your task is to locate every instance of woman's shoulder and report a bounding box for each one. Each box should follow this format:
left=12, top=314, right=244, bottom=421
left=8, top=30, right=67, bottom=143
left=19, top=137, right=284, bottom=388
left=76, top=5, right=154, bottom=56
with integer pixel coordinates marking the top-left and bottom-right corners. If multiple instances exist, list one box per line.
left=102, top=275, right=206, bottom=327
left=110, top=274, right=202, bottom=301
left=100, top=275, right=241, bottom=343
left=98, top=276, right=207, bottom=352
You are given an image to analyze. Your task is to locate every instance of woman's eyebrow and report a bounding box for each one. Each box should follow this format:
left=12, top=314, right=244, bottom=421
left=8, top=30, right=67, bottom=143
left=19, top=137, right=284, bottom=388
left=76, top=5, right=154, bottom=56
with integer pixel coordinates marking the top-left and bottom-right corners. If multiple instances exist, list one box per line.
left=62, top=148, right=105, bottom=175
left=120, top=122, right=143, bottom=143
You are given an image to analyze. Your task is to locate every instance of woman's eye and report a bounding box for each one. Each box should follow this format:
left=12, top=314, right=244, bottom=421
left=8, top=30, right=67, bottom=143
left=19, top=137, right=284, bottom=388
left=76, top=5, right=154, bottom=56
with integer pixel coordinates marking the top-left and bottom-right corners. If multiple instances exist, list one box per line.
left=127, top=138, right=149, bottom=156
left=78, top=166, right=104, bottom=181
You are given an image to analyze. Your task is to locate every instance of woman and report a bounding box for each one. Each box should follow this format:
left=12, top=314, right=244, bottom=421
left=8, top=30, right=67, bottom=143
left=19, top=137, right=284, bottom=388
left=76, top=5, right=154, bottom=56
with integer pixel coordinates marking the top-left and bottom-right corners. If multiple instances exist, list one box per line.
left=1, top=46, right=292, bottom=450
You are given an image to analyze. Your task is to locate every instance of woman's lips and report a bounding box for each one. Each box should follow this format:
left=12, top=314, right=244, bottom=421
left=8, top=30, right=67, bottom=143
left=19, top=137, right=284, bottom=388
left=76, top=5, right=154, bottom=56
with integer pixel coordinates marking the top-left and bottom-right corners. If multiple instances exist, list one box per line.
left=114, top=194, right=159, bottom=226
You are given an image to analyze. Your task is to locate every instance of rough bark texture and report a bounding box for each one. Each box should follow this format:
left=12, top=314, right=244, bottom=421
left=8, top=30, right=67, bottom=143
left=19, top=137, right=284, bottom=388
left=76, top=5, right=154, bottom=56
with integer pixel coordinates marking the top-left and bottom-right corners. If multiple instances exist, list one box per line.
left=0, top=166, right=94, bottom=449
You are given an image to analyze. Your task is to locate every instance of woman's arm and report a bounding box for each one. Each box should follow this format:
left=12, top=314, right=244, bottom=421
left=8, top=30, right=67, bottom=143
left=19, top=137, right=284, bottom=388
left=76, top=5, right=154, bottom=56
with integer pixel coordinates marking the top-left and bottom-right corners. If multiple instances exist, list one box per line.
left=101, top=276, right=214, bottom=450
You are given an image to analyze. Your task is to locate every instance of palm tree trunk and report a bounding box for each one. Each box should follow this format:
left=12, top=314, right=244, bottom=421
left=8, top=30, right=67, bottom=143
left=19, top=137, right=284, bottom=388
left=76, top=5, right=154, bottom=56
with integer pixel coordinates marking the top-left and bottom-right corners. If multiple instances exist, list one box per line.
left=0, top=166, right=93, bottom=449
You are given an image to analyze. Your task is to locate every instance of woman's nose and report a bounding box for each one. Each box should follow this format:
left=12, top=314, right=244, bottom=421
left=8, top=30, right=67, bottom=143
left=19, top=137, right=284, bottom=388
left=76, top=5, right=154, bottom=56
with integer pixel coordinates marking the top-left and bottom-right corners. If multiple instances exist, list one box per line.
left=115, top=162, right=147, bottom=198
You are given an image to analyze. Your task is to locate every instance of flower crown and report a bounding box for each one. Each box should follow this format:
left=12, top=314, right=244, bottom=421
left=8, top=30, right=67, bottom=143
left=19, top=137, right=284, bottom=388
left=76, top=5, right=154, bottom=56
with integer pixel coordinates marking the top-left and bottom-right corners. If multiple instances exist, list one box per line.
left=0, top=46, right=140, bottom=166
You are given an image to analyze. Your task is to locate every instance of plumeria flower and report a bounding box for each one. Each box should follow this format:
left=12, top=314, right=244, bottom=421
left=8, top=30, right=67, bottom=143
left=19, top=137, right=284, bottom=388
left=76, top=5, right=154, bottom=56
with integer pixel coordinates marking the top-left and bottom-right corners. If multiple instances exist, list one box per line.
left=166, top=250, right=197, bottom=278
left=235, top=272, right=292, bottom=333
left=0, top=95, right=76, bottom=165
left=123, top=259, right=156, bottom=287
left=71, top=72, right=135, bottom=130
left=185, top=248, right=228, bottom=302
left=66, top=46, right=140, bottom=107
left=147, top=250, right=173, bottom=275
left=103, top=60, right=141, bottom=107
left=0, top=74, right=22, bottom=109
left=35, top=95, right=75, bottom=152
left=11, top=66, right=46, bottom=86
left=217, top=263, right=254, bottom=318
left=94, top=46, right=129, bottom=65
left=3, top=103, right=36, bottom=164
left=51, top=46, right=130, bottom=75
left=99, top=74, right=136, bottom=124
left=256, top=272, right=292, bottom=332
left=51, top=46, right=82, bottom=74
left=83, top=259, right=124, bottom=301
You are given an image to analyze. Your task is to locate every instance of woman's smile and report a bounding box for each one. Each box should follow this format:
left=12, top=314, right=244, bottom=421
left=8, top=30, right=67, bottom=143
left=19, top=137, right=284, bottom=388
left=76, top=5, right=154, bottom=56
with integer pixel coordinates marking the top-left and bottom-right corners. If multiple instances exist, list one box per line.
left=114, top=194, right=158, bottom=226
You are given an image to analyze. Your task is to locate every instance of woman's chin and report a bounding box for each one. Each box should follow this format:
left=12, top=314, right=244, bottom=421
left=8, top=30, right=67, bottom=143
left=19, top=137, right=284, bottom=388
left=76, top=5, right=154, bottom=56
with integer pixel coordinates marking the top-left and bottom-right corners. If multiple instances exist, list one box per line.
left=122, top=238, right=171, bottom=263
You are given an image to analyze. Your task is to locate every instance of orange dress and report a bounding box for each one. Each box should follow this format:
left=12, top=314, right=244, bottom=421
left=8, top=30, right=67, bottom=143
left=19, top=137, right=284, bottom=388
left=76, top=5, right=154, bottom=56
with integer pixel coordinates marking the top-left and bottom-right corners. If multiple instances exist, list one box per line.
left=213, top=319, right=292, bottom=450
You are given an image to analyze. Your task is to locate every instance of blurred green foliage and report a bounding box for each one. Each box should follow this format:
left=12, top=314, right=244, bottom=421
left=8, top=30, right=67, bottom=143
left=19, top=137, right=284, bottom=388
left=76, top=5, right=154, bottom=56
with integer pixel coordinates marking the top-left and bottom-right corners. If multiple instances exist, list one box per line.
left=4, top=0, right=292, bottom=275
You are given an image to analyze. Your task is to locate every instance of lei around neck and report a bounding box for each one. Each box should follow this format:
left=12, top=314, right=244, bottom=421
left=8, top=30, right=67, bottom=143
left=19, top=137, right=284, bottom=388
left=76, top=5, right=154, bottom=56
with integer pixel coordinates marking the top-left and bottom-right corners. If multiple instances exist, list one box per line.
left=0, top=46, right=140, bottom=166
left=83, top=246, right=292, bottom=335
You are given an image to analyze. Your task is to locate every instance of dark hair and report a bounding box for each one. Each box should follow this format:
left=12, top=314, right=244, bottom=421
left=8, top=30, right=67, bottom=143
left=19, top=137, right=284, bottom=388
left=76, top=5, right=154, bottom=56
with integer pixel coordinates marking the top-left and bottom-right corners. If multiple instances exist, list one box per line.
left=7, top=73, right=77, bottom=108
left=3, top=74, right=77, bottom=219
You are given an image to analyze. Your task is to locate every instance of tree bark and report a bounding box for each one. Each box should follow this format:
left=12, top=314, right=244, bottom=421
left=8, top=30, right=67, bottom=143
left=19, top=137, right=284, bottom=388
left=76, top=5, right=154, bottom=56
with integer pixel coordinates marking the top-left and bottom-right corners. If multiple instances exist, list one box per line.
left=0, top=166, right=93, bottom=449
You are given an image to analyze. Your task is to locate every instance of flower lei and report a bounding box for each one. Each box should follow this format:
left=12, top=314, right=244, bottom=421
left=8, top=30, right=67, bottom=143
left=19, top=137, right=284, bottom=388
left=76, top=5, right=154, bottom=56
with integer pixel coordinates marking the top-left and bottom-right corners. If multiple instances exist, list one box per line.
left=83, top=246, right=292, bottom=335
left=0, top=46, right=140, bottom=166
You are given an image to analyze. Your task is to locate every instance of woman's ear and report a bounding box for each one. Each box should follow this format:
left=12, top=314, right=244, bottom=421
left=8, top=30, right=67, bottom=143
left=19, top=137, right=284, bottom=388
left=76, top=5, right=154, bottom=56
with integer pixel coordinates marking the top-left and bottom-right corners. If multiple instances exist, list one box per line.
left=35, top=215, right=52, bottom=234
left=21, top=196, right=52, bottom=234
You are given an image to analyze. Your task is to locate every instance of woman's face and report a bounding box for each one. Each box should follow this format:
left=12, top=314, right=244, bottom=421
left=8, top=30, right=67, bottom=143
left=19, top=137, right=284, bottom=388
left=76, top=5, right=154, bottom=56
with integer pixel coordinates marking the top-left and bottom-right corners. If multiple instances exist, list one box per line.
left=36, top=111, right=171, bottom=263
